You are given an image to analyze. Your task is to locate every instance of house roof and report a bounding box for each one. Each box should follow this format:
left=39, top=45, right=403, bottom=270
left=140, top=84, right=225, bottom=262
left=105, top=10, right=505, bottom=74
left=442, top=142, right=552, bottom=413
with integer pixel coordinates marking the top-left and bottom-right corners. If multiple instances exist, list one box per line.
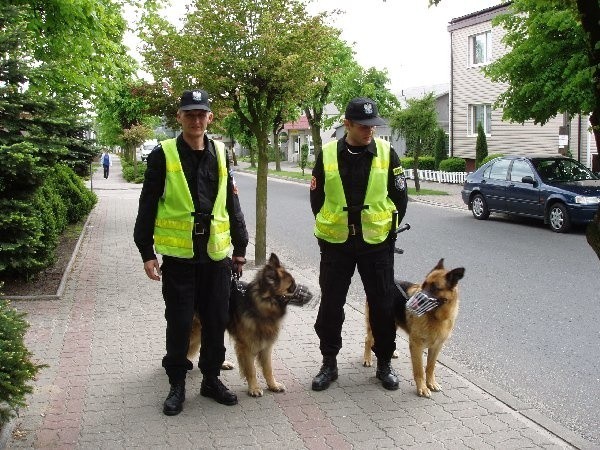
left=283, top=116, right=310, bottom=131
left=447, top=2, right=512, bottom=31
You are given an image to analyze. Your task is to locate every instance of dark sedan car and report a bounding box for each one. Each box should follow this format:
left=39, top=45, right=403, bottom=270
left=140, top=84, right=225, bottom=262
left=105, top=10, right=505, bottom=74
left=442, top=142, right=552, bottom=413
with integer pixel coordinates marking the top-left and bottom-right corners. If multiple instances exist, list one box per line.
left=461, top=155, right=600, bottom=232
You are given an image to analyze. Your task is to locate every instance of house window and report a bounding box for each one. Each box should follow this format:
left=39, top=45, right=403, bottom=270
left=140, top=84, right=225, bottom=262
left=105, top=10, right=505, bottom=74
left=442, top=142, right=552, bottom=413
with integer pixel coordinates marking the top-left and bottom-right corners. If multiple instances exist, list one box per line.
left=378, top=135, right=391, bottom=142
left=470, top=31, right=491, bottom=65
left=468, top=104, right=492, bottom=135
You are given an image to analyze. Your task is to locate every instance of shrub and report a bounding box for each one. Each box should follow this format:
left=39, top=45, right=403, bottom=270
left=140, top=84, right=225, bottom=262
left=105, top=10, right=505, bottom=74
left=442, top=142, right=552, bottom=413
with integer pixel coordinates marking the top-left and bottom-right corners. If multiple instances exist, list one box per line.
left=439, top=157, right=466, bottom=172
left=481, top=153, right=504, bottom=165
left=299, top=144, right=309, bottom=175
left=400, top=156, right=435, bottom=170
left=0, top=299, right=45, bottom=426
left=121, top=159, right=146, bottom=184
left=0, top=166, right=93, bottom=278
left=475, top=122, right=488, bottom=168
left=51, top=165, right=96, bottom=223
left=433, top=128, right=448, bottom=170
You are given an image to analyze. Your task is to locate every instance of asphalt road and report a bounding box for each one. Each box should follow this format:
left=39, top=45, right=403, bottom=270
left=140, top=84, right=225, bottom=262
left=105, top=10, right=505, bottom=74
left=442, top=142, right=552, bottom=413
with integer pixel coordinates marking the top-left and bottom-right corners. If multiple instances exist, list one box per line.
left=234, top=171, right=600, bottom=446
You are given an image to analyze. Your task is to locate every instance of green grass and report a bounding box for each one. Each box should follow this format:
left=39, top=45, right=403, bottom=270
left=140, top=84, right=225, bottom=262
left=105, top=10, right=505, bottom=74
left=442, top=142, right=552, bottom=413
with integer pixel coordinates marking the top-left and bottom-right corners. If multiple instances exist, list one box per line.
left=238, top=166, right=449, bottom=196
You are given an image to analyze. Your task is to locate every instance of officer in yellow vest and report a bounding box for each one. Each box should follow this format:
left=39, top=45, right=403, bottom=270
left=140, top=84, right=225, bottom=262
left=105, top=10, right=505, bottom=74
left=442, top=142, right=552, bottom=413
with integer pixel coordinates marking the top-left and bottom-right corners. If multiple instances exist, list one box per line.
left=310, top=97, right=408, bottom=391
left=134, top=89, right=249, bottom=415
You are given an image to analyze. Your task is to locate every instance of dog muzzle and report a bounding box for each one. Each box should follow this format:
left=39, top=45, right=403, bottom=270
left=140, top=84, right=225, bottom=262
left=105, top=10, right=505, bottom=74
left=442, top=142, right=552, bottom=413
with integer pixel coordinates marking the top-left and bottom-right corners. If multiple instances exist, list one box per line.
left=286, top=284, right=314, bottom=307
left=405, top=290, right=441, bottom=316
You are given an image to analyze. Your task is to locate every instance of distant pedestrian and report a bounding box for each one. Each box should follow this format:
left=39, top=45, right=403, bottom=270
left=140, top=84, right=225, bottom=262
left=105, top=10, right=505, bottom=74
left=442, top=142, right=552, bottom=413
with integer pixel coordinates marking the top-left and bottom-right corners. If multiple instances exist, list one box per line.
left=100, top=151, right=112, bottom=179
left=310, top=97, right=408, bottom=391
left=133, top=89, right=249, bottom=416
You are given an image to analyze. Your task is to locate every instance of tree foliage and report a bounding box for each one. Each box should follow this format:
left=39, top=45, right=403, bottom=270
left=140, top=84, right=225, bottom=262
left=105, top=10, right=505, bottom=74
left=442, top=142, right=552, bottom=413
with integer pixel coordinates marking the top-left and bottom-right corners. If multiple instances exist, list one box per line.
left=141, top=0, right=336, bottom=264
left=9, top=0, right=136, bottom=101
left=390, top=93, right=437, bottom=191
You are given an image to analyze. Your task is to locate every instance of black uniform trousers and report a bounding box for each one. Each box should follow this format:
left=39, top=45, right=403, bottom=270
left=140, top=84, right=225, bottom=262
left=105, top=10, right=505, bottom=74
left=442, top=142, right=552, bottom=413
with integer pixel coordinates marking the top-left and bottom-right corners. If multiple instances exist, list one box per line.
left=160, top=256, right=231, bottom=384
left=315, top=238, right=397, bottom=361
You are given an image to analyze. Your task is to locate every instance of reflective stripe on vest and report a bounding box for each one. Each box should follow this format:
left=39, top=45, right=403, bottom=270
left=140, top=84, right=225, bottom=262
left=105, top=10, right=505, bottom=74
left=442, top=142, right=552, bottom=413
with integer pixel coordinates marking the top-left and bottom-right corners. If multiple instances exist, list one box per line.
left=314, top=138, right=395, bottom=244
left=154, top=139, right=231, bottom=260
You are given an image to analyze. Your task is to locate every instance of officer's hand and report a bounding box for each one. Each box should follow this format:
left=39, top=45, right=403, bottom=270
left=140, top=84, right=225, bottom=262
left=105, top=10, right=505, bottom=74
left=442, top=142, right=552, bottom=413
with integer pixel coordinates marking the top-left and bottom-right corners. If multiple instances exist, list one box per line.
left=144, top=259, right=161, bottom=281
left=232, top=256, right=246, bottom=277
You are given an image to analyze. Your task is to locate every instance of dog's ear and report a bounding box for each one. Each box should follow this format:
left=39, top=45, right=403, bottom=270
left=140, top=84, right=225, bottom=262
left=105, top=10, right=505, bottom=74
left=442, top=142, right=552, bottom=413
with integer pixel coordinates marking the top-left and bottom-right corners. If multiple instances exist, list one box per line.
left=434, top=258, right=445, bottom=270
left=268, top=253, right=281, bottom=268
left=446, top=267, right=465, bottom=288
left=259, top=265, right=278, bottom=291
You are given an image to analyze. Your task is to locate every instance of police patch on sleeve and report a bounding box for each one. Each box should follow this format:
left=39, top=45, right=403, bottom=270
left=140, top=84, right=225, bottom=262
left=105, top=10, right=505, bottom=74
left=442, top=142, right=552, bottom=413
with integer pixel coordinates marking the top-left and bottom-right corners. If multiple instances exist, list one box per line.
left=310, top=176, right=317, bottom=191
left=393, top=166, right=404, bottom=176
left=394, top=174, right=406, bottom=191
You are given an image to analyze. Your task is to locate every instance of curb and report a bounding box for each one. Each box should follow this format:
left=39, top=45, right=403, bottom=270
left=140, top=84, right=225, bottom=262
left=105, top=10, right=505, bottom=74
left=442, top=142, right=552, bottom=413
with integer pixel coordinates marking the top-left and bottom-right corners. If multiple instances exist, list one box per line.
left=0, top=417, right=15, bottom=450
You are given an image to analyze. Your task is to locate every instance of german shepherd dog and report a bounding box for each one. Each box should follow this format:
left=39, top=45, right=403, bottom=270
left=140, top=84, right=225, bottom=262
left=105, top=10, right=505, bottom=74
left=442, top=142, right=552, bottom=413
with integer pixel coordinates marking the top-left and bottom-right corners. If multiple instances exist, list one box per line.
left=363, top=259, right=465, bottom=397
left=188, top=253, right=299, bottom=397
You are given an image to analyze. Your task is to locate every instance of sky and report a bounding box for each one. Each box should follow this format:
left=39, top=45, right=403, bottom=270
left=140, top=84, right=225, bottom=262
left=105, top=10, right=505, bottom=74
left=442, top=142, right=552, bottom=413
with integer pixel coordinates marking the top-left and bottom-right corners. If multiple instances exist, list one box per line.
left=124, top=0, right=501, bottom=95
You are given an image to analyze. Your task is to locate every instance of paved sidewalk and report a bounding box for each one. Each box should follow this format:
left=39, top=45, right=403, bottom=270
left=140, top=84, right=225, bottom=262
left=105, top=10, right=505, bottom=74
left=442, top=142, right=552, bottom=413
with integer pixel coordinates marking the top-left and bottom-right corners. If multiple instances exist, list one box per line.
left=3, top=157, right=590, bottom=449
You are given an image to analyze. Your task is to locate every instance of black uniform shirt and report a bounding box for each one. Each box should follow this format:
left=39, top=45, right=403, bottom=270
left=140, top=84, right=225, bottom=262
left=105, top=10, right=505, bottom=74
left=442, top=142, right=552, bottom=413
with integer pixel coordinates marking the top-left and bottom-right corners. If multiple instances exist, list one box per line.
left=310, top=136, right=408, bottom=251
left=133, top=134, right=248, bottom=263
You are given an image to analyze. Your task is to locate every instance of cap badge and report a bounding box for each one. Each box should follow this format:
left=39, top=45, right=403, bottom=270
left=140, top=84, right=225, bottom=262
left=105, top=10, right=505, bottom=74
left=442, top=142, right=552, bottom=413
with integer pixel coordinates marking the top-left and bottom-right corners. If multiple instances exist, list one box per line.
left=363, top=103, right=373, bottom=115
left=192, top=91, right=203, bottom=102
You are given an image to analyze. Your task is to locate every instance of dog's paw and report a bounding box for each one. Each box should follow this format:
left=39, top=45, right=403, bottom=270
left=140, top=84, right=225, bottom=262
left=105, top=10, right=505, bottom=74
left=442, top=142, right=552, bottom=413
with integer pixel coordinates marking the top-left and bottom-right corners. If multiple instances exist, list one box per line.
left=267, top=381, right=286, bottom=393
left=363, top=359, right=372, bottom=367
left=392, top=350, right=399, bottom=359
left=247, top=386, right=264, bottom=397
left=221, top=360, right=235, bottom=370
left=417, top=385, right=432, bottom=398
left=426, top=380, right=441, bottom=392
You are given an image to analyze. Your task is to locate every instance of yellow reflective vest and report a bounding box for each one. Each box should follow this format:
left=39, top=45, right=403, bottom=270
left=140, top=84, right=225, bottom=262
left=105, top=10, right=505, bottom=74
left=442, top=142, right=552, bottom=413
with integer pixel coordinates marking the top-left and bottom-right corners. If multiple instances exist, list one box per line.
left=154, top=138, right=231, bottom=260
left=314, top=138, right=396, bottom=244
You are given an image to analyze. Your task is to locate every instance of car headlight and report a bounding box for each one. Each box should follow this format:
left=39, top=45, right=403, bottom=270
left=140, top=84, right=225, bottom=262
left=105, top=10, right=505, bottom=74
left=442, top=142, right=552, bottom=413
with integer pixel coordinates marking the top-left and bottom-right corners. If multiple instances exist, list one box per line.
left=575, top=196, right=600, bottom=205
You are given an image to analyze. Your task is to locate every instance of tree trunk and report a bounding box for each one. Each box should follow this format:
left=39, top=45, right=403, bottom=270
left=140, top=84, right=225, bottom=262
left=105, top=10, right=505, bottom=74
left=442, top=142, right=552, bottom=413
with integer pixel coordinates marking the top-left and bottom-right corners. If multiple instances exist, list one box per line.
left=254, top=135, right=269, bottom=266
left=412, top=155, right=420, bottom=192
left=273, top=132, right=281, bottom=172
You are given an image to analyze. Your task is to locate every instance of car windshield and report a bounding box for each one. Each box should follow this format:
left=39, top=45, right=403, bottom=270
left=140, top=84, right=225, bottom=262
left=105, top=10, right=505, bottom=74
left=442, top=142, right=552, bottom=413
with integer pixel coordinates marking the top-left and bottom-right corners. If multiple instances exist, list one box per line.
left=532, top=158, right=599, bottom=183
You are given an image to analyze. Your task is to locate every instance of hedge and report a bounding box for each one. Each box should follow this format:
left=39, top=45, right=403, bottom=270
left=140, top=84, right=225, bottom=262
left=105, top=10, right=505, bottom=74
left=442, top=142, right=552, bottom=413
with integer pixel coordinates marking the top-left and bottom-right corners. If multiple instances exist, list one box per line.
left=0, top=165, right=96, bottom=278
left=439, top=157, right=466, bottom=172
left=400, top=156, right=436, bottom=171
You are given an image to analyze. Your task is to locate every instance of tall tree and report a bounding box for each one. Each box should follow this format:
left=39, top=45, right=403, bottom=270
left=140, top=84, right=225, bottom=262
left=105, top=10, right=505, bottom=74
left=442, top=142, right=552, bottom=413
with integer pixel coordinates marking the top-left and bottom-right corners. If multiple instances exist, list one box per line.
left=475, top=122, right=488, bottom=168
left=389, top=93, right=437, bottom=191
left=141, top=0, right=334, bottom=265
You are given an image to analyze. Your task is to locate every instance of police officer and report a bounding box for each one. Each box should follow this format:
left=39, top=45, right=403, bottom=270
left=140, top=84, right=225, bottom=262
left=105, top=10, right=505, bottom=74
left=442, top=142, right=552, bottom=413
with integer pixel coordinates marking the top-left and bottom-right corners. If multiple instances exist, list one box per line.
left=134, top=89, right=249, bottom=415
left=310, top=97, right=408, bottom=391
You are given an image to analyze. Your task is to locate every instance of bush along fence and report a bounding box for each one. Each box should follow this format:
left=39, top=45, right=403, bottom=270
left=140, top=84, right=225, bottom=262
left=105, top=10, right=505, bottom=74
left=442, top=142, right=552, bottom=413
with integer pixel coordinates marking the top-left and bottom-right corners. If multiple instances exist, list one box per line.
left=403, top=168, right=468, bottom=184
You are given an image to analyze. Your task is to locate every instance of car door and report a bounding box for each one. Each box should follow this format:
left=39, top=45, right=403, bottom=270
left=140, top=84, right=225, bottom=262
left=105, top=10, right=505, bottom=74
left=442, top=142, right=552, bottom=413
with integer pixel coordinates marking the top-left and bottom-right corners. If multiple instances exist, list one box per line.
left=505, top=159, right=543, bottom=217
left=479, top=158, right=510, bottom=211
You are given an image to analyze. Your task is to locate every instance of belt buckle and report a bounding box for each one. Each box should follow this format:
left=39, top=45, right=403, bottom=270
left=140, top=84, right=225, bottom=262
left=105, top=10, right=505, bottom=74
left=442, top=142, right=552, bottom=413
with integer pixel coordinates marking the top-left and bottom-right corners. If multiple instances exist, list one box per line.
left=194, top=223, right=206, bottom=235
left=349, top=224, right=357, bottom=236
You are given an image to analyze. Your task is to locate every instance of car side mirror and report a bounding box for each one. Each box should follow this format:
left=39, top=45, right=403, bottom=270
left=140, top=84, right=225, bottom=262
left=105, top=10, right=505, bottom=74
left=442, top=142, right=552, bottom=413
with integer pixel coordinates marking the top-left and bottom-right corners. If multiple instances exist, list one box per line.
left=521, top=175, right=535, bottom=184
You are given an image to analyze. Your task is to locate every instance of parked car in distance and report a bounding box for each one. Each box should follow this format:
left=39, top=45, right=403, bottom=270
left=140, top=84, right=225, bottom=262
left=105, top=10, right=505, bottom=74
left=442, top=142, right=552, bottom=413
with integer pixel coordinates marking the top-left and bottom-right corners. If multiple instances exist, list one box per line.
left=461, top=155, right=600, bottom=232
left=140, top=140, right=158, bottom=162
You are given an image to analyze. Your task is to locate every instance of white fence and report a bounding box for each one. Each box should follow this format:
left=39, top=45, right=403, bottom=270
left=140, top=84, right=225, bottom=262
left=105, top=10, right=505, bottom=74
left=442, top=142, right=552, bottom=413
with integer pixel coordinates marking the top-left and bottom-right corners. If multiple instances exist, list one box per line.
left=403, top=169, right=468, bottom=184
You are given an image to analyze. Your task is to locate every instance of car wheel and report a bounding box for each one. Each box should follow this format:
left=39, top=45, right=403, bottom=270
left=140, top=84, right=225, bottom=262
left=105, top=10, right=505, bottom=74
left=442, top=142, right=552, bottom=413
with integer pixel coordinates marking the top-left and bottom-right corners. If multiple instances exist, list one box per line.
left=471, top=193, right=490, bottom=220
left=548, top=203, right=571, bottom=233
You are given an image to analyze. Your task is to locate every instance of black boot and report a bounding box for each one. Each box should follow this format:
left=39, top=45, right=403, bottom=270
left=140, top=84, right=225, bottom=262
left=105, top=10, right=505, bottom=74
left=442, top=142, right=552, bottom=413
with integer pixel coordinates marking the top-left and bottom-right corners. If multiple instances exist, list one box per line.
left=376, top=360, right=399, bottom=390
left=311, top=356, right=338, bottom=391
left=201, top=376, right=238, bottom=405
left=163, top=382, right=185, bottom=416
